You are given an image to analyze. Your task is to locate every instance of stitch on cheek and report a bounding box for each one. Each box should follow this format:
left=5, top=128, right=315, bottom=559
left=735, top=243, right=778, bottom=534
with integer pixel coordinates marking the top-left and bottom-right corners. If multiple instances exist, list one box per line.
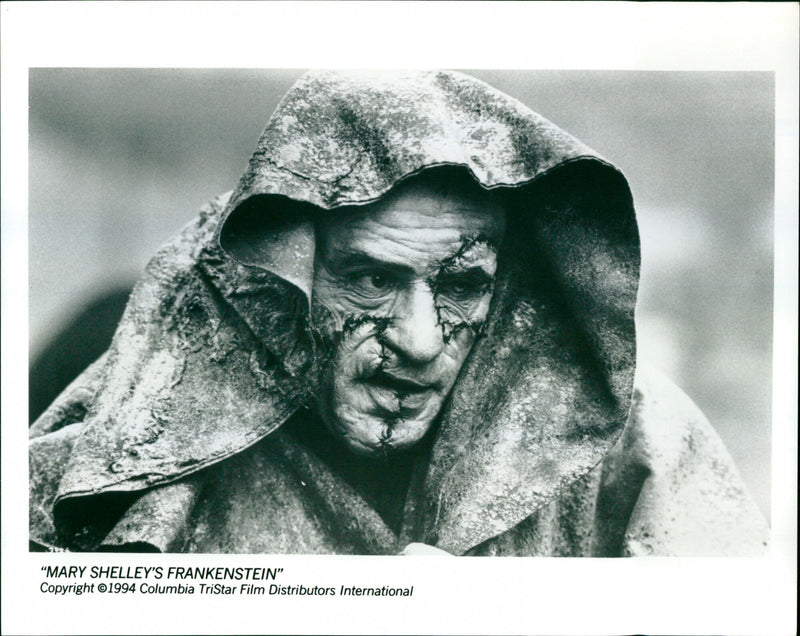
left=473, top=319, right=488, bottom=337
left=433, top=300, right=478, bottom=344
left=342, top=314, right=392, bottom=334
left=377, top=342, right=391, bottom=368
left=431, top=240, right=496, bottom=345
left=441, top=320, right=456, bottom=344
left=451, top=319, right=487, bottom=339
left=434, top=305, right=487, bottom=343
left=430, top=295, right=456, bottom=344
left=374, top=316, right=402, bottom=368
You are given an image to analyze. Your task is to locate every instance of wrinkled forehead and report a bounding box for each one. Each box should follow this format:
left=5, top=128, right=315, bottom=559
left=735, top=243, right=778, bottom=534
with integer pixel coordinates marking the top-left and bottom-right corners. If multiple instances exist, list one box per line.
left=316, top=169, right=508, bottom=252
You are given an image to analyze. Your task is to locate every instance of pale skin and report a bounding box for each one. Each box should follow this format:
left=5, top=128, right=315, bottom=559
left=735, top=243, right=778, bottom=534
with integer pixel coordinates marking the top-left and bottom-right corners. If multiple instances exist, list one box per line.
left=311, top=174, right=507, bottom=460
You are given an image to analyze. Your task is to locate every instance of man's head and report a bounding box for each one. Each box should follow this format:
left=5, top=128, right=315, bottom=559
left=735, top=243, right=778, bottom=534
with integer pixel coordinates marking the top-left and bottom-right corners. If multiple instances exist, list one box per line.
left=310, top=169, right=507, bottom=457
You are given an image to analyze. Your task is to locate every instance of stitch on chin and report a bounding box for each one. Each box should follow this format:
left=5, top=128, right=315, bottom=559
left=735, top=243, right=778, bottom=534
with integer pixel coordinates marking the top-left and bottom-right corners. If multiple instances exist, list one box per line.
left=378, top=418, right=399, bottom=460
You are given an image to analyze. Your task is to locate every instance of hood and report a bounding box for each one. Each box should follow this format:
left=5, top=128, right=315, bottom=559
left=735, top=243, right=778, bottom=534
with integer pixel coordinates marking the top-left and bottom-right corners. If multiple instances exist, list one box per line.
left=38, top=70, right=640, bottom=553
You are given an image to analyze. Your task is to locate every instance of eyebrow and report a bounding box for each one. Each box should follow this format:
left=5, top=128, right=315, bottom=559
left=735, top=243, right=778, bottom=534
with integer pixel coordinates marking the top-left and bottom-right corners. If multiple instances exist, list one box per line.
left=437, top=266, right=495, bottom=282
left=333, top=252, right=417, bottom=277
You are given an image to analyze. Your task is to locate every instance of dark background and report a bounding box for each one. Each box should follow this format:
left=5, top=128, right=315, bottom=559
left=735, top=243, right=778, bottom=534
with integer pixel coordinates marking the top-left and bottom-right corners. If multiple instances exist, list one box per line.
left=28, top=69, right=773, bottom=517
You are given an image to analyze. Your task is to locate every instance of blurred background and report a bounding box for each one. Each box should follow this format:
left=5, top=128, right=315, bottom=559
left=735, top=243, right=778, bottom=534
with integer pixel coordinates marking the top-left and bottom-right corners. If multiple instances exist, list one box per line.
left=28, top=69, right=773, bottom=517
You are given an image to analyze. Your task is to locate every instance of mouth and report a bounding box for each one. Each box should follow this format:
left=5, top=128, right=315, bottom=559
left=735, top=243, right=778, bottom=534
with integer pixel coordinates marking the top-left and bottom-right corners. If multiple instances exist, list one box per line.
left=364, top=370, right=433, bottom=395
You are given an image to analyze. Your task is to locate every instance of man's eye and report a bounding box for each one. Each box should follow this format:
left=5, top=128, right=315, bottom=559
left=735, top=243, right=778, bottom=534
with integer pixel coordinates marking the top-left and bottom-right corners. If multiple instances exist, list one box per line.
left=436, top=275, right=491, bottom=299
left=369, top=273, right=390, bottom=289
left=350, top=271, right=396, bottom=296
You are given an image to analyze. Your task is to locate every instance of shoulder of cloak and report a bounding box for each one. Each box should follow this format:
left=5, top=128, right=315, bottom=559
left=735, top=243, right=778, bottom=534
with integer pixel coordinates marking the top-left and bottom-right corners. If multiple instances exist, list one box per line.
left=594, top=363, right=770, bottom=556
left=29, top=193, right=313, bottom=549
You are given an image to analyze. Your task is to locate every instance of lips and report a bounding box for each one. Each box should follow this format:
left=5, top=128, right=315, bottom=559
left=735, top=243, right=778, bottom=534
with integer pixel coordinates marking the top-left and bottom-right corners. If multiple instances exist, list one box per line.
left=365, top=370, right=432, bottom=394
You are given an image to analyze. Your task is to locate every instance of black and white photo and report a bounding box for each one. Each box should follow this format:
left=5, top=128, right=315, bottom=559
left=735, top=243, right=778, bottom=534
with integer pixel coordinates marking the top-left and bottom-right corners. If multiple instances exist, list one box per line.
left=28, top=69, right=771, bottom=556
left=2, top=3, right=796, bottom=635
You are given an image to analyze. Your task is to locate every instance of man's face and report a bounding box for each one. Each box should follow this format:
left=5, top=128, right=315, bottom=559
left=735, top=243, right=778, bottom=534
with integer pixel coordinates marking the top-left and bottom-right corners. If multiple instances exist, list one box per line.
left=311, top=176, right=506, bottom=457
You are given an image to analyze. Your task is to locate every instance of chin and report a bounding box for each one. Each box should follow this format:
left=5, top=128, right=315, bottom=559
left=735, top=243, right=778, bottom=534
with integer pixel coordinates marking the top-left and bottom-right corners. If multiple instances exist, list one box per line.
left=325, top=405, right=439, bottom=458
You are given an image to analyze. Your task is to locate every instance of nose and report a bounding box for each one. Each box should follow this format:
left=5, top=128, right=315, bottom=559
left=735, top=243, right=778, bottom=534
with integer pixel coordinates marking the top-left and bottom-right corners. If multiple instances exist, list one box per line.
left=382, top=283, right=444, bottom=364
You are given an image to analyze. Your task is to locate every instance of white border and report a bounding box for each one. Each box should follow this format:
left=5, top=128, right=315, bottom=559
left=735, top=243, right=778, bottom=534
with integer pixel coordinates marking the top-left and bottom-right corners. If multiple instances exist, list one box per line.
left=2, top=3, right=797, bottom=635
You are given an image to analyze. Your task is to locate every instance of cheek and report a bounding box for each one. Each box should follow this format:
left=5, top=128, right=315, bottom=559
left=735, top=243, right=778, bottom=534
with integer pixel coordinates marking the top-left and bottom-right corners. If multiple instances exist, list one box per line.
left=434, top=293, right=493, bottom=338
left=313, top=329, right=385, bottom=431
left=334, top=334, right=384, bottom=383
left=440, top=328, right=478, bottom=369
left=315, top=317, right=387, bottom=393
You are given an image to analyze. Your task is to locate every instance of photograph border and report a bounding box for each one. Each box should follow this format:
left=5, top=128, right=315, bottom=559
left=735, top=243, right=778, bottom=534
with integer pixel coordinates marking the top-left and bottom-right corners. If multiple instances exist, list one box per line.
left=2, top=3, right=797, bottom=635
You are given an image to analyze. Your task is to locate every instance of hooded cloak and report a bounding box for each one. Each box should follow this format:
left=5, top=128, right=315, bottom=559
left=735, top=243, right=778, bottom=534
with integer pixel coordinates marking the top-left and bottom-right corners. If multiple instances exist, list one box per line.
left=29, top=70, right=768, bottom=555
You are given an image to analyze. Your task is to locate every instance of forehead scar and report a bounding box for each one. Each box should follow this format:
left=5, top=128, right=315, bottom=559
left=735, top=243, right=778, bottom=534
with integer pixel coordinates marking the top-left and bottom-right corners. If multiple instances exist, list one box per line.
left=438, top=234, right=498, bottom=274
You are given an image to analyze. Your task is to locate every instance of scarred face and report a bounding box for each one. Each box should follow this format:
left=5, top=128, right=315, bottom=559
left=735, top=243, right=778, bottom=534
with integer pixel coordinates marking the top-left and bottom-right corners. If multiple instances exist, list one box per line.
left=311, top=174, right=506, bottom=457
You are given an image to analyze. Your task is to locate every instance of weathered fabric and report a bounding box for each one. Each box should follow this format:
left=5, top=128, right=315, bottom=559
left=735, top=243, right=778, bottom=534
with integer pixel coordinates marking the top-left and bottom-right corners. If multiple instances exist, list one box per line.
left=29, top=70, right=768, bottom=555
left=30, top=362, right=768, bottom=555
